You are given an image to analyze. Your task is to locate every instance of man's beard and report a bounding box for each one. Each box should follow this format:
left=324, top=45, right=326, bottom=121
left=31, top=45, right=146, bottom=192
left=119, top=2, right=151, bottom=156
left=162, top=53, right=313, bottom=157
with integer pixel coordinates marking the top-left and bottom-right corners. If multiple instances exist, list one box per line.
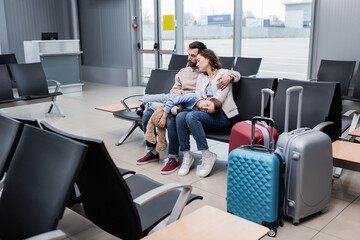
left=188, top=60, right=196, bottom=67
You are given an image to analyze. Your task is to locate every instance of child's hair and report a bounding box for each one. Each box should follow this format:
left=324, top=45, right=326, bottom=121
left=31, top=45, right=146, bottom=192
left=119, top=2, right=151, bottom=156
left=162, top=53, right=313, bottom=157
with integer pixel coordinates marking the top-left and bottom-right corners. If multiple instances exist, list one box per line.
left=210, top=98, right=222, bottom=117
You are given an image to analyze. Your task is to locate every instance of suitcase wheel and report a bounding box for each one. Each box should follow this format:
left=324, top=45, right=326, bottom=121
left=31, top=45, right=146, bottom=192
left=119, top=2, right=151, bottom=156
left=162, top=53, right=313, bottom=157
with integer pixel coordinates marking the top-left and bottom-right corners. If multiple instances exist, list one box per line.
left=268, top=228, right=277, bottom=237
left=292, top=217, right=300, bottom=225
left=279, top=217, right=284, bottom=227
left=321, top=207, right=328, bottom=214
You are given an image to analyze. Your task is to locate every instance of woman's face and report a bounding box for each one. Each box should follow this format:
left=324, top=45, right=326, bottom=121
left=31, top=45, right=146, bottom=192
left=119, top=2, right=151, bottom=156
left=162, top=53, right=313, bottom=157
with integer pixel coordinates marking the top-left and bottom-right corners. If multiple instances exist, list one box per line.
left=196, top=55, right=209, bottom=72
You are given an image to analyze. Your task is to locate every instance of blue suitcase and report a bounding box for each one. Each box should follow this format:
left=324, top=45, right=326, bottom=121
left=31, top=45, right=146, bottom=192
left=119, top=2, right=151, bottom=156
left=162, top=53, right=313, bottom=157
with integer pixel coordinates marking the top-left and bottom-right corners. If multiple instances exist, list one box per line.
left=227, top=117, right=284, bottom=237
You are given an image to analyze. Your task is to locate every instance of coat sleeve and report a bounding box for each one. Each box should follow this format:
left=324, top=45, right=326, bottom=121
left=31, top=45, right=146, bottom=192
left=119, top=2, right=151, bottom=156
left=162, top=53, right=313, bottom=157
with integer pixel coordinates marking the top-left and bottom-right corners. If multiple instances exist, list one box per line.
left=227, top=70, right=240, bottom=83
left=213, top=71, right=231, bottom=102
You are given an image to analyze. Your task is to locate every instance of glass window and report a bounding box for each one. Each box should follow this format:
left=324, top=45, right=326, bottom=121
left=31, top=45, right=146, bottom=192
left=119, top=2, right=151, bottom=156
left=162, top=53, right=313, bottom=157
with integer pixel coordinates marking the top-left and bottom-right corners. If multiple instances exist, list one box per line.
left=183, top=0, right=234, bottom=57
left=160, top=1, right=175, bottom=69
left=242, top=0, right=313, bottom=80
left=141, top=0, right=155, bottom=50
left=140, top=0, right=156, bottom=84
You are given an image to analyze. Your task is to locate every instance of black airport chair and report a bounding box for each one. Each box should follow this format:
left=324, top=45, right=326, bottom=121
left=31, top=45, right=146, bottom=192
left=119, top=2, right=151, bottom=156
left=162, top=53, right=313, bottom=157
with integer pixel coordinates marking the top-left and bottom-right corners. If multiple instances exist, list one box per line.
left=113, top=69, right=178, bottom=145
left=0, top=125, right=87, bottom=239
left=168, top=54, right=188, bottom=70
left=316, top=59, right=356, bottom=97
left=233, top=57, right=262, bottom=77
left=9, top=63, right=65, bottom=117
left=40, top=121, right=203, bottom=240
left=219, top=56, right=236, bottom=70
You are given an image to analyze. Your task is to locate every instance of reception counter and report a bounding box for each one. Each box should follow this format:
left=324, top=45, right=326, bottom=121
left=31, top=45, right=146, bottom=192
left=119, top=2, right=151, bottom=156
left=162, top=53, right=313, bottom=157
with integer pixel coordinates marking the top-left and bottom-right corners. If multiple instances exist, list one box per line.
left=24, top=40, right=83, bottom=93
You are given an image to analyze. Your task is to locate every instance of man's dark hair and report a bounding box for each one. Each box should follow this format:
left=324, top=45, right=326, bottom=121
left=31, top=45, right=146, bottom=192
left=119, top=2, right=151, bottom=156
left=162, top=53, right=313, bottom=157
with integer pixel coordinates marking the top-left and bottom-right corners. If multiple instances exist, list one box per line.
left=188, top=41, right=207, bottom=54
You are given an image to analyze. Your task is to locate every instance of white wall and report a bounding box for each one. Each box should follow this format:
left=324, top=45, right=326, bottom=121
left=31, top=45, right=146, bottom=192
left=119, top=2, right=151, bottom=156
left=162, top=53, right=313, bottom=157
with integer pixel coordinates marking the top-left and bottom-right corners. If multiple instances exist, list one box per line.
left=0, top=0, right=8, bottom=54
left=310, top=0, right=360, bottom=79
left=1, top=0, right=71, bottom=63
left=78, top=0, right=133, bottom=86
left=285, top=10, right=303, bottom=28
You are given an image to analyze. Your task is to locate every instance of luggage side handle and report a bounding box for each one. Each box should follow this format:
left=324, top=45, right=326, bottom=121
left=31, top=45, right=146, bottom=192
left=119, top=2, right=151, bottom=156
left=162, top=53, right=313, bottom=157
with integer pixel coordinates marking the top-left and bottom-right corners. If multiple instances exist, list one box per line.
left=261, top=88, right=275, bottom=119
left=284, top=86, right=303, bottom=133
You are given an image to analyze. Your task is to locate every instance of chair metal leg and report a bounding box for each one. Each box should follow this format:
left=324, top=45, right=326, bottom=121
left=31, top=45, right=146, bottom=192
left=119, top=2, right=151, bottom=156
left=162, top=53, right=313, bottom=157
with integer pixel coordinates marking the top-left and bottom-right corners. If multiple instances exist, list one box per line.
left=333, top=167, right=343, bottom=178
left=48, top=104, right=54, bottom=113
left=116, top=121, right=142, bottom=146
left=49, top=101, right=65, bottom=117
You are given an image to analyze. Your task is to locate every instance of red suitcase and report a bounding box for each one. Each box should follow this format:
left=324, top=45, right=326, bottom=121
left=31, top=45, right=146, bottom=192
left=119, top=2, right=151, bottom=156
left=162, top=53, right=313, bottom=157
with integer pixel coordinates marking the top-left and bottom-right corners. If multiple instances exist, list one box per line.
left=229, top=88, right=279, bottom=153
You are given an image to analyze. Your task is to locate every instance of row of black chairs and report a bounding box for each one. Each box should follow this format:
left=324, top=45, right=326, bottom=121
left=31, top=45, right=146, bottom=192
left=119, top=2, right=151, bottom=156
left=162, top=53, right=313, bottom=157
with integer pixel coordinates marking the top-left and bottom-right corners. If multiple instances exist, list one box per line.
left=114, top=69, right=344, bottom=146
left=167, top=54, right=262, bottom=76
left=168, top=57, right=360, bottom=137
left=0, top=62, right=65, bottom=117
left=307, top=59, right=360, bottom=136
left=0, top=53, right=65, bottom=117
left=315, top=59, right=358, bottom=99
left=0, top=53, right=17, bottom=83
left=0, top=114, right=87, bottom=239
left=314, top=59, right=360, bottom=178
left=205, top=77, right=342, bottom=143
left=114, top=55, right=262, bottom=145
left=0, top=113, right=202, bottom=239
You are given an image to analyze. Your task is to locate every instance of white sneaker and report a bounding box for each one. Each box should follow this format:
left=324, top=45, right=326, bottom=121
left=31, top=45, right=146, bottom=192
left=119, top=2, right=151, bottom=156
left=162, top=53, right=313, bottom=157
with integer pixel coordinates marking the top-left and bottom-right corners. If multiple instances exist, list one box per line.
left=198, top=153, right=217, bottom=178
left=178, top=155, right=194, bottom=176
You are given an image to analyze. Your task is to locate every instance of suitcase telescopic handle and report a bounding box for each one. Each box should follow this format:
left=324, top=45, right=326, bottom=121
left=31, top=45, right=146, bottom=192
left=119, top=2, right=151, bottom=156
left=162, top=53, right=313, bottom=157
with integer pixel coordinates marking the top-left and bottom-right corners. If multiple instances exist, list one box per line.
left=284, top=86, right=303, bottom=133
left=251, top=116, right=275, bottom=150
left=261, top=88, right=274, bottom=119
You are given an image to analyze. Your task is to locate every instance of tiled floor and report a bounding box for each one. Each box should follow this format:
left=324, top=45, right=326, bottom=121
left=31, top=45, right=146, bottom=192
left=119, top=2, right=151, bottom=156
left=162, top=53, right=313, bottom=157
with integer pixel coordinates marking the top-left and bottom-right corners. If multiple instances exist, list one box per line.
left=3, top=81, right=360, bottom=239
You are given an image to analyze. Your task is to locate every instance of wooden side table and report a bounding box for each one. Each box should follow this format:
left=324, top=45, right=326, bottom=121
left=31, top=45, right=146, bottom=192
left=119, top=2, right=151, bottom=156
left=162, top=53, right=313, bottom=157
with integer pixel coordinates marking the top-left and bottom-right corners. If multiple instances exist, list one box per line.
left=349, top=127, right=360, bottom=138
left=95, top=103, right=139, bottom=113
left=142, top=205, right=269, bottom=240
left=332, top=140, right=360, bottom=171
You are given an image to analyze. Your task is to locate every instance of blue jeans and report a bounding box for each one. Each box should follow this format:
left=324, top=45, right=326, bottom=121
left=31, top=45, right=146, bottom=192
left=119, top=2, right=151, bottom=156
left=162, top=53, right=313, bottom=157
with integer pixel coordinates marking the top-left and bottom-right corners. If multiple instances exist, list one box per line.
left=142, top=109, right=179, bottom=158
left=176, top=111, right=230, bottom=151
left=142, top=110, right=156, bottom=150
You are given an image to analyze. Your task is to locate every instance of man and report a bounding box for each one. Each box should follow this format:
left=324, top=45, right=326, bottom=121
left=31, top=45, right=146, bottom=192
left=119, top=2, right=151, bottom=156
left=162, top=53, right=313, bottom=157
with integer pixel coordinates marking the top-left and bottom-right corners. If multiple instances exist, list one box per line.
left=136, top=41, right=240, bottom=175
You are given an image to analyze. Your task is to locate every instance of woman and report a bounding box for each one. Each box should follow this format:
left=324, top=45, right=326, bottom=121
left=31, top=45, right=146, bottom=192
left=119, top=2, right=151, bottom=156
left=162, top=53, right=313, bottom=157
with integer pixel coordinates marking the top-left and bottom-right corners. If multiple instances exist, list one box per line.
left=176, top=49, right=239, bottom=177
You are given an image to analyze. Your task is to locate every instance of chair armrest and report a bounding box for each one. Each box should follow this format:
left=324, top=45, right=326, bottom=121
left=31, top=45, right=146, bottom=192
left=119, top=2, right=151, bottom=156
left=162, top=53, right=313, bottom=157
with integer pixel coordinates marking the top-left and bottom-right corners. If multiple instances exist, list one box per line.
left=342, top=96, right=360, bottom=102
left=133, top=182, right=192, bottom=225
left=0, top=172, right=6, bottom=196
left=343, top=109, right=360, bottom=132
left=313, top=121, right=333, bottom=131
left=141, top=74, right=151, bottom=78
left=121, top=94, right=144, bottom=111
left=309, top=78, right=317, bottom=82
left=25, top=230, right=66, bottom=240
left=47, top=80, right=61, bottom=93
left=343, top=109, right=360, bottom=117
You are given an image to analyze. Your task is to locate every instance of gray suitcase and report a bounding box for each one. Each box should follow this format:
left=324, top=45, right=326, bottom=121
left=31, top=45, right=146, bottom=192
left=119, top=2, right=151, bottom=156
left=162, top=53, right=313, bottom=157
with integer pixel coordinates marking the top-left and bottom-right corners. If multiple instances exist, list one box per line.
left=276, top=86, right=332, bottom=225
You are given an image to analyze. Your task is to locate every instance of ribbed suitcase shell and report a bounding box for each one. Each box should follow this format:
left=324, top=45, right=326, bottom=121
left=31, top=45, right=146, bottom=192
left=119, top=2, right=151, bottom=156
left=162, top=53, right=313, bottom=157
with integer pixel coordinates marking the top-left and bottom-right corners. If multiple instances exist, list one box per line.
left=227, top=147, right=284, bottom=226
left=276, top=128, right=332, bottom=224
left=229, top=88, right=279, bottom=153
left=228, top=121, right=279, bottom=153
